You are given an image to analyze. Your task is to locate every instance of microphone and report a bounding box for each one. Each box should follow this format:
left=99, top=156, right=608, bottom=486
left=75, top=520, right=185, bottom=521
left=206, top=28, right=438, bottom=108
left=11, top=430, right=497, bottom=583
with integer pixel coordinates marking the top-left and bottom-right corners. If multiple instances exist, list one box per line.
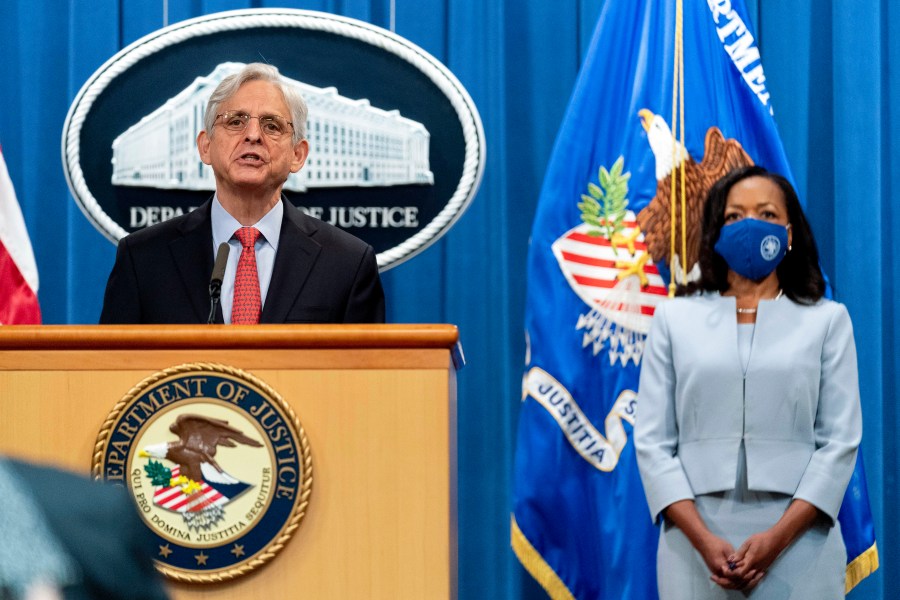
left=208, top=242, right=230, bottom=324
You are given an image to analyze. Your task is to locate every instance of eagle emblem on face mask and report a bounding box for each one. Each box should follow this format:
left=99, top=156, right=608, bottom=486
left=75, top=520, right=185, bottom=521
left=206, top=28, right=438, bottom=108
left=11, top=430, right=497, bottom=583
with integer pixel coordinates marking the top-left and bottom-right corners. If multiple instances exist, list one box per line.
left=141, top=414, right=264, bottom=530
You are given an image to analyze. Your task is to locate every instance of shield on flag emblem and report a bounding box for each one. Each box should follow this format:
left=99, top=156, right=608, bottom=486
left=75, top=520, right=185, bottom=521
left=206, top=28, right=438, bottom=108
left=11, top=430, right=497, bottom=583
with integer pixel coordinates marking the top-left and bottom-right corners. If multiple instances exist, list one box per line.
left=552, top=212, right=668, bottom=365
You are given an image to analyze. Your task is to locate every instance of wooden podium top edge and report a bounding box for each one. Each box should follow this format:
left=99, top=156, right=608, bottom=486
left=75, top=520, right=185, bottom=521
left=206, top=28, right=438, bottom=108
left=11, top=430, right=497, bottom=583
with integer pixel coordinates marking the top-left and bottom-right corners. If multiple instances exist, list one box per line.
left=0, top=324, right=460, bottom=352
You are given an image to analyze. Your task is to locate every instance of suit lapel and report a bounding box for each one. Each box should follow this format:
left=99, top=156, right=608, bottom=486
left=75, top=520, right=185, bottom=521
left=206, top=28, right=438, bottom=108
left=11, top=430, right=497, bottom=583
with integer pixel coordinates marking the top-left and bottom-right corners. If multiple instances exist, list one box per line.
left=261, top=200, right=322, bottom=323
left=703, top=294, right=744, bottom=380
left=169, top=201, right=215, bottom=323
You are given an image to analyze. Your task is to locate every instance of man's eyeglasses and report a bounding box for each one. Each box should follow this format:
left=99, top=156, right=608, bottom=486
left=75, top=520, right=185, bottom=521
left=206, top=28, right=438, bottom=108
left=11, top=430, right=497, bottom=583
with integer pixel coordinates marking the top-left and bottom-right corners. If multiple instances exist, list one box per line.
left=215, top=111, right=294, bottom=139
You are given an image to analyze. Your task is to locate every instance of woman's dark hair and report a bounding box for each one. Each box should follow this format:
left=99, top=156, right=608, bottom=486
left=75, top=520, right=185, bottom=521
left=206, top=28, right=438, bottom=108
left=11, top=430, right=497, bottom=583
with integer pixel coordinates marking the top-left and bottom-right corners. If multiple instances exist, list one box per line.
left=678, top=165, right=825, bottom=303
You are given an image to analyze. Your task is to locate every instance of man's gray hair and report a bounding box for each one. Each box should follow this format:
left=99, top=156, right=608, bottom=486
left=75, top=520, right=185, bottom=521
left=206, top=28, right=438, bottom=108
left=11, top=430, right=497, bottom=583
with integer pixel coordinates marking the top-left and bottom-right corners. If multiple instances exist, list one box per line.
left=204, top=63, right=308, bottom=143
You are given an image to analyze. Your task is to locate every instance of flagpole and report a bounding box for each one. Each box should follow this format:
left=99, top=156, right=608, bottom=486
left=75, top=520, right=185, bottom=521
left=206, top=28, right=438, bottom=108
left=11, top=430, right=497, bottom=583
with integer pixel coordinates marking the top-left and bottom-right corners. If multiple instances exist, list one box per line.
left=668, top=1, right=686, bottom=295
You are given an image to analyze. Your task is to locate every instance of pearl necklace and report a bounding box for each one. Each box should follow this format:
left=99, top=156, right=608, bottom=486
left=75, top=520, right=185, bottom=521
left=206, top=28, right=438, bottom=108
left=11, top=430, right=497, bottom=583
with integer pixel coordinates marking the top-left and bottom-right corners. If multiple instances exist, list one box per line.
left=736, top=290, right=783, bottom=314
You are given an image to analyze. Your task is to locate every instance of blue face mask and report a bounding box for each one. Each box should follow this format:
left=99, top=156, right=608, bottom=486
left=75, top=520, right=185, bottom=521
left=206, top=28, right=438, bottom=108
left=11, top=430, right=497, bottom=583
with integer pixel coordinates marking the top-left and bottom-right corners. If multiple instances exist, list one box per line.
left=714, top=218, right=789, bottom=281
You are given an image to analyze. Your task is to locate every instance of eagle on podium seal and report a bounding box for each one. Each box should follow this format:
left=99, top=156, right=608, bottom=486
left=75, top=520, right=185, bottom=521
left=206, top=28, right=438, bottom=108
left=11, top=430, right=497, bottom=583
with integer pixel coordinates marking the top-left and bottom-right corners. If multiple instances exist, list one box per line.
left=93, top=363, right=313, bottom=582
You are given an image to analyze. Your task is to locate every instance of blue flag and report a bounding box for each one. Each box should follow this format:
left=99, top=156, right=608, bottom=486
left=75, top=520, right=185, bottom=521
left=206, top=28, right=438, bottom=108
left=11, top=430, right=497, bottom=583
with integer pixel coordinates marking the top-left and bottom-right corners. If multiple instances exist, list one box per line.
left=512, top=1, right=877, bottom=597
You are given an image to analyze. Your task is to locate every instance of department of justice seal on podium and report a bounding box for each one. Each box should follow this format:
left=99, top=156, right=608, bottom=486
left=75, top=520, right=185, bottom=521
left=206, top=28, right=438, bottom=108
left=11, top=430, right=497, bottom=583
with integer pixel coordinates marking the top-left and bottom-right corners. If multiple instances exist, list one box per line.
left=93, top=363, right=313, bottom=582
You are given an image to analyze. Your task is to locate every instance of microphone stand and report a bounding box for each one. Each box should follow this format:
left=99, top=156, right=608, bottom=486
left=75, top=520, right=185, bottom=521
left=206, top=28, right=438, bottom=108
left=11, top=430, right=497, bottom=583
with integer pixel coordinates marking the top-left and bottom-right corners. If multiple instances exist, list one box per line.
left=208, top=281, right=222, bottom=324
left=208, top=242, right=230, bottom=324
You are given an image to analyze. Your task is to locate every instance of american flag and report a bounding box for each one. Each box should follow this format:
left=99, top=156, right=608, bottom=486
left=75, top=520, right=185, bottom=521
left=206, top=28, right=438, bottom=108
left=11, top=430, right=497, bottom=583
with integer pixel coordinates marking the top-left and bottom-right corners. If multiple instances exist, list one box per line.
left=0, top=146, right=40, bottom=324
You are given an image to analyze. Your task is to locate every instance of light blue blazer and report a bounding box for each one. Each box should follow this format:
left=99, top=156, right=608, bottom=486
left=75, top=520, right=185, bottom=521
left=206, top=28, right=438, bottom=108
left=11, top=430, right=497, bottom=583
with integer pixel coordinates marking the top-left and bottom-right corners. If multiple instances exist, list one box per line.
left=635, top=293, right=861, bottom=523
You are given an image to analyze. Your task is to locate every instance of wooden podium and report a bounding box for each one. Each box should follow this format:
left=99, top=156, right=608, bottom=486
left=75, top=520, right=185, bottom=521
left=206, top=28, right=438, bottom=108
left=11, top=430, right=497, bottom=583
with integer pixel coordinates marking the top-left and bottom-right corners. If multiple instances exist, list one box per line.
left=0, top=324, right=461, bottom=599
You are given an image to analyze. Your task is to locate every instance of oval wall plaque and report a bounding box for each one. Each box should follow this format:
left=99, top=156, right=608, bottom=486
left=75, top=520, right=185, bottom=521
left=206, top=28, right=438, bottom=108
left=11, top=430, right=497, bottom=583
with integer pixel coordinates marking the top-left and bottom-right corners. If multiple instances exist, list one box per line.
left=62, top=9, right=486, bottom=270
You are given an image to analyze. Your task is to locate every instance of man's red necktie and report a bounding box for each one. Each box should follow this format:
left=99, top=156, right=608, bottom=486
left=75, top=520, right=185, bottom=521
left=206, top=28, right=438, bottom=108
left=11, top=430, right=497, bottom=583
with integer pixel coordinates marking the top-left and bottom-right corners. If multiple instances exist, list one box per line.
left=231, top=227, right=262, bottom=324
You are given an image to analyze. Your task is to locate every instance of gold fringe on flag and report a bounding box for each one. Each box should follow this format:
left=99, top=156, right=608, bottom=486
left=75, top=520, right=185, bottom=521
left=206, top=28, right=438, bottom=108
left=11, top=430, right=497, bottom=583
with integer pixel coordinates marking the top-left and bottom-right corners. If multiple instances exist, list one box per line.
left=845, top=542, right=879, bottom=594
left=511, top=515, right=576, bottom=600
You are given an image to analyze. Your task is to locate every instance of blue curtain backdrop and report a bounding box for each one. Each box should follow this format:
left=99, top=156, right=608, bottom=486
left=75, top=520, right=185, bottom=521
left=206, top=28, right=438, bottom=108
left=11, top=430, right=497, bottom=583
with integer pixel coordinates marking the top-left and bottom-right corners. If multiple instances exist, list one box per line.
left=0, top=1, right=893, bottom=598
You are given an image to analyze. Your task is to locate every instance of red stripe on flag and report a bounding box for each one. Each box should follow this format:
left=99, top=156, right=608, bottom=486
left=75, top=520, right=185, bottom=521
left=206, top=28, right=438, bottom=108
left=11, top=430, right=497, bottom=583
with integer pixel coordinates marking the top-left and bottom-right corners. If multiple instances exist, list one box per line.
left=560, top=251, right=660, bottom=275
left=0, top=241, right=40, bottom=324
left=593, top=301, right=657, bottom=317
left=580, top=219, right=639, bottom=228
left=572, top=274, right=668, bottom=296
left=187, top=491, right=224, bottom=512
left=153, top=467, right=226, bottom=511
left=0, top=150, right=40, bottom=324
left=154, top=487, right=181, bottom=502
left=566, top=231, right=648, bottom=251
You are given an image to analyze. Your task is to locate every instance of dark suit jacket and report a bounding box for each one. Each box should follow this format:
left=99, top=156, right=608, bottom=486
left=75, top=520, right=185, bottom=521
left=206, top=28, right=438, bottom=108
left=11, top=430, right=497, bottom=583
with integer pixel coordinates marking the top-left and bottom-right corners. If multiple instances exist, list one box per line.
left=100, top=199, right=385, bottom=324
left=7, top=459, right=169, bottom=600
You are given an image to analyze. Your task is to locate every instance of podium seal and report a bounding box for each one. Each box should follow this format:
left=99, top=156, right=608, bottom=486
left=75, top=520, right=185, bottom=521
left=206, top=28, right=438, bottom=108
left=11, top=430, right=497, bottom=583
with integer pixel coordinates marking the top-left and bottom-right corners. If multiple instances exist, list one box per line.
left=93, top=363, right=313, bottom=582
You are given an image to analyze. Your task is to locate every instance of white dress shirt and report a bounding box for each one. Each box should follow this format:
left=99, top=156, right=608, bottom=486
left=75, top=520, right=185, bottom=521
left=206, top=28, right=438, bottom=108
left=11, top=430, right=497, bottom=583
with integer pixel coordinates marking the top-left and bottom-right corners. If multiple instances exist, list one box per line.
left=211, top=197, right=283, bottom=323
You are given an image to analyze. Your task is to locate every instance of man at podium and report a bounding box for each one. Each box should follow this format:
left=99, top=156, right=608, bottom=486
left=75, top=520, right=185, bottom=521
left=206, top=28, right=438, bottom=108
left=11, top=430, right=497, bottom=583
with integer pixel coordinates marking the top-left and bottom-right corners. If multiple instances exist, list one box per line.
left=100, top=63, right=384, bottom=325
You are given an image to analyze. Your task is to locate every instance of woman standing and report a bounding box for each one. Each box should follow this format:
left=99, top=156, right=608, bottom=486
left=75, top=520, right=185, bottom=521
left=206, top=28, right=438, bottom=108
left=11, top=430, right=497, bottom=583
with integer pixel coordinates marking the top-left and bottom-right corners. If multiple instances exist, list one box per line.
left=635, top=166, right=861, bottom=598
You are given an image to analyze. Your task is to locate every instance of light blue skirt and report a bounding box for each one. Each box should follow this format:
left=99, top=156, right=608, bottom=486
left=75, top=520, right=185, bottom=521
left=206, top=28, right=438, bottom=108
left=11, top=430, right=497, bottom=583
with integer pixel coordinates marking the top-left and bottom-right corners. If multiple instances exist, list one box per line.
left=657, top=447, right=846, bottom=599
